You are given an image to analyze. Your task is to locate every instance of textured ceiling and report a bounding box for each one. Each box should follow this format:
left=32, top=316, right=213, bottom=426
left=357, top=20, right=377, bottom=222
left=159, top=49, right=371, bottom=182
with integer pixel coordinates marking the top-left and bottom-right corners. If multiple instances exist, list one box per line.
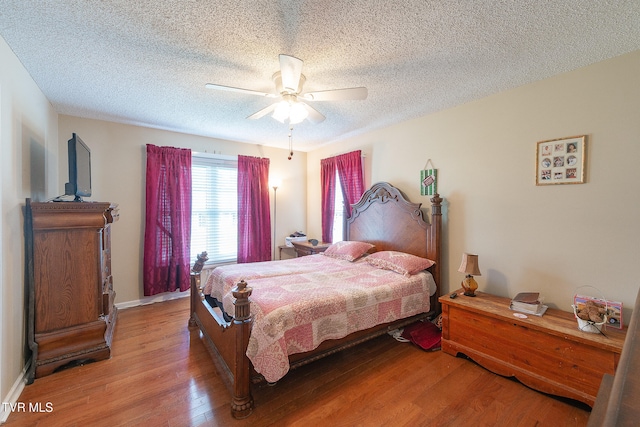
left=1, top=1, right=640, bottom=152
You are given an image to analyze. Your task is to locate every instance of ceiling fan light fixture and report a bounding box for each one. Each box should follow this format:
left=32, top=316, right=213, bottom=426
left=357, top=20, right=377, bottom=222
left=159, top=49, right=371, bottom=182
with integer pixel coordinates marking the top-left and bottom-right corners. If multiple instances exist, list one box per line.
left=289, top=102, right=308, bottom=124
left=272, top=101, right=290, bottom=123
left=207, top=54, right=363, bottom=128
left=272, top=98, right=308, bottom=124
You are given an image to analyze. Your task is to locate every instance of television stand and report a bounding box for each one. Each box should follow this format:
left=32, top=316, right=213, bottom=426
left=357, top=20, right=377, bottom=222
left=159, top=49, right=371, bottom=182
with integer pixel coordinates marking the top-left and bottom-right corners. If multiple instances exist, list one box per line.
left=25, top=200, right=119, bottom=381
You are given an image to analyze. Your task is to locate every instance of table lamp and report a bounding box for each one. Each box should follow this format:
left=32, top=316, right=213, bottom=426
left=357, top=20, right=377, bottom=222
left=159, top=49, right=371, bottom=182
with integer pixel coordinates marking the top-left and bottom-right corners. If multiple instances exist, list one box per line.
left=458, top=253, right=481, bottom=297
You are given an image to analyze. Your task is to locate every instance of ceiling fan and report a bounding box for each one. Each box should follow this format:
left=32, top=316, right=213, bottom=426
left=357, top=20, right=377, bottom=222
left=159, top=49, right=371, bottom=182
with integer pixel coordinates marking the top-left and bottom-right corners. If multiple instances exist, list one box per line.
left=205, top=54, right=368, bottom=125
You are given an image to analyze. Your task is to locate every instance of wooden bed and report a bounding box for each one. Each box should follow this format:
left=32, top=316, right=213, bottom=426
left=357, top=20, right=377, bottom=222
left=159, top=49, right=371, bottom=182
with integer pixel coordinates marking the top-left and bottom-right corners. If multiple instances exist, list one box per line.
left=189, top=182, right=443, bottom=418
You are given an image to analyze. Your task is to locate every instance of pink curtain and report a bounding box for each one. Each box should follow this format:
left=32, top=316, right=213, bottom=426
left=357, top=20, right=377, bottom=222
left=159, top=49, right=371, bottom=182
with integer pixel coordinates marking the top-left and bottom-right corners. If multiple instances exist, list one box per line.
left=143, top=144, right=192, bottom=296
left=321, top=150, right=364, bottom=243
left=320, top=157, right=337, bottom=243
left=336, top=151, right=365, bottom=218
left=237, top=155, right=271, bottom=263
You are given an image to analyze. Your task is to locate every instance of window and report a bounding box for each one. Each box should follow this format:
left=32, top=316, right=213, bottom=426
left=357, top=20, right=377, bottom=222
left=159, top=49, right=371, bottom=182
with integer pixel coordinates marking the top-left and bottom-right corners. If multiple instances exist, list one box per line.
left=332, top=172, right=345, bottom=243
left=191, top=153, right=237, bottom=264
left=320, top=150, right=364, bottom=244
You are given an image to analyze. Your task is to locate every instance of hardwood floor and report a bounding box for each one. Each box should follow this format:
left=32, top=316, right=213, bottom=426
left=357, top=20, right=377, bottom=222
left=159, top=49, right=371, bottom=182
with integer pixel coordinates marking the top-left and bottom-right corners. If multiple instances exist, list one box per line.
left=4, top=297, right=591, bottom=426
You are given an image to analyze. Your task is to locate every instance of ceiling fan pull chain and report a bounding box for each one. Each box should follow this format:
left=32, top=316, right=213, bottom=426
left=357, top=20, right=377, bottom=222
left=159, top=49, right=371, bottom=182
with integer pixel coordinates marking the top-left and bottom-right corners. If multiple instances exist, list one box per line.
left=288, top=127, right=294, bottom=160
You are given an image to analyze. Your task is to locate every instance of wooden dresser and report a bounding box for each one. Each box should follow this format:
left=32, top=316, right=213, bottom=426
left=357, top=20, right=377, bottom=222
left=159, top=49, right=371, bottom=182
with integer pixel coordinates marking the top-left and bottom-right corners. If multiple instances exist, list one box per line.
left=440, top=289, right=626, bottom=406
left=25, top=200, right=119, bottom=381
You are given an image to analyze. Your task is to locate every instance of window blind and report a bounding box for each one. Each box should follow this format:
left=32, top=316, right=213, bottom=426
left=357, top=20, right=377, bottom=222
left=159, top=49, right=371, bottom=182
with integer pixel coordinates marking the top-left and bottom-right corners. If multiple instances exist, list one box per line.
left=191, top=153, right=238, bottom=264
left=333, top=171, right=345, bottom=243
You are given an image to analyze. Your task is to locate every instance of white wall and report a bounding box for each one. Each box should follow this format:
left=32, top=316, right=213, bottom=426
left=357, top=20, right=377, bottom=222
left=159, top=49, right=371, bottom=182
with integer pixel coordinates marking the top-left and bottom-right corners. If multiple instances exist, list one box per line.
left=57, top=116, right=307, bottom=304
left=0, top=35, right=59, bottom=421
left=307, top=50, right=640, bottom=321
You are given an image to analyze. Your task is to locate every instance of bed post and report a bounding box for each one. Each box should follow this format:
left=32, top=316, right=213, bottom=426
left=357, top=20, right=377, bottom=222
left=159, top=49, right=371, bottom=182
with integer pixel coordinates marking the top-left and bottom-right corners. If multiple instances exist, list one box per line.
left=231, top=280, right=254, bottom=419
left=188, top=251, right=208, bottom=328
left=188, top=272, right=200, bottom=328
left=429, top=193, right=443, bottom=312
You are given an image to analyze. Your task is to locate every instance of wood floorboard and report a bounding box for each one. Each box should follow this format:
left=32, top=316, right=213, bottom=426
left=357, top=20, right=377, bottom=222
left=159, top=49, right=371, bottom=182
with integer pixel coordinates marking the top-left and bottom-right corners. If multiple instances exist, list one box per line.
left=4, top=297, right=591, bottom=426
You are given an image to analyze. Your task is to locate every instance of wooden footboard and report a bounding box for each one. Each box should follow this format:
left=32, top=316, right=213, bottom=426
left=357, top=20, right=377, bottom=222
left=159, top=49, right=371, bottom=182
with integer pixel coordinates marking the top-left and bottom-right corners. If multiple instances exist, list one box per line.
left=189, top=271, right=437, bottom=418
left=189, top=273, right=254, bottom=418
left=189, top=270, right=436, bottom=418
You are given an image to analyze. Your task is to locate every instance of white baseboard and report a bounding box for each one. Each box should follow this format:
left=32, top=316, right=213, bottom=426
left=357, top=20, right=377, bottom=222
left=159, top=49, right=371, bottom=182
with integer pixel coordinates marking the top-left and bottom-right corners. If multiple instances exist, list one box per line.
left=115, top=289, right=189, bottom=310
left=0, top=362, right=29, bottom=424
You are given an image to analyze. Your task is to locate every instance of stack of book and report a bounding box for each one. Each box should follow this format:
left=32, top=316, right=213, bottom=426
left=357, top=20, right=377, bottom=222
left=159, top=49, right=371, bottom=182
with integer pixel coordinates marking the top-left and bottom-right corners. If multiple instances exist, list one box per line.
left=510, top=292, right=548, bottom=316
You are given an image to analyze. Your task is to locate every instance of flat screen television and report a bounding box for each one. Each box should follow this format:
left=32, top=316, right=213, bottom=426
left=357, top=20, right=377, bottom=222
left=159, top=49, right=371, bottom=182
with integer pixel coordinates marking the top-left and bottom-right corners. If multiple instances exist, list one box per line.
left=64, top=133, right=92, bottom=201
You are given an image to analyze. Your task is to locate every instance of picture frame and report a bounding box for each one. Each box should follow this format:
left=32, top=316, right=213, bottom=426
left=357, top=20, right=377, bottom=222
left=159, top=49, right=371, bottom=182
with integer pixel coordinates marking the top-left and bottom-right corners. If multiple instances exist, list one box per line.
left=536, top=135, right=586, bottom=185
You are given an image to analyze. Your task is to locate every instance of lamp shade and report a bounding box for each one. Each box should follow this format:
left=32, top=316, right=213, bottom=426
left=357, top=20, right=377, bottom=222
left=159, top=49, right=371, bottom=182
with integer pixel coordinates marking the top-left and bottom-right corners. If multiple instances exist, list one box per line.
left=271, top=97, right=309, bottom=124
left=269, top=177, right=282, bottom=189
left=272, top=101, right=290, bottom=123
left=458, top=253, right=481, bottom=276
left=288, top=102, right=309, bottom=124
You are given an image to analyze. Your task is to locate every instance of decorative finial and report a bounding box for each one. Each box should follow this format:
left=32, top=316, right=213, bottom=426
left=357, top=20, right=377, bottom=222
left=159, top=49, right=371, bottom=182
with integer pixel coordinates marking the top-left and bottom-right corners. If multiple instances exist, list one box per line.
left=192, top=251, right=208, bottom=273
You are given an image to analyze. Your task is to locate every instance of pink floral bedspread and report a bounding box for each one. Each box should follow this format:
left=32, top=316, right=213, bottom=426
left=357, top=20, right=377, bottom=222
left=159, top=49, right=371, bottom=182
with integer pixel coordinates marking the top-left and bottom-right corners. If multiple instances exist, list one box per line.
left=203, top=255, right=436, bottom=383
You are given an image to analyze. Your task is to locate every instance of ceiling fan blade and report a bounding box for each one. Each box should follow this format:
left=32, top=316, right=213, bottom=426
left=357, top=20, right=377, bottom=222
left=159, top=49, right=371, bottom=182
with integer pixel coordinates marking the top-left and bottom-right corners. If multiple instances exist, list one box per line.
left=247, top=103, right=278, bottom=120
left=302, top=87, right=368, bottom=101
left=301, top=103, right=325, bottom=124
left=205, top=83, right=276, bottom=98
left=279, top=54, right=304, bottom=93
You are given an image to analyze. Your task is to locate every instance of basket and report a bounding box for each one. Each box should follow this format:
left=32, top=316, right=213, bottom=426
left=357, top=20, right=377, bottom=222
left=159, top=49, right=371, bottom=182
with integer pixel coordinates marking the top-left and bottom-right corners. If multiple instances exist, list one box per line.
left=572, top=286, right=608, bottom=334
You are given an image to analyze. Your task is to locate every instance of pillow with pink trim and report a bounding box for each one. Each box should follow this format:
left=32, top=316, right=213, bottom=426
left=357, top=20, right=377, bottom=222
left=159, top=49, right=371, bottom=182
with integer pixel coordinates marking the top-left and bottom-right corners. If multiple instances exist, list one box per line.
left=365, top=251, right=435, bottom=277
left=323, top=241, right=375, bottom=262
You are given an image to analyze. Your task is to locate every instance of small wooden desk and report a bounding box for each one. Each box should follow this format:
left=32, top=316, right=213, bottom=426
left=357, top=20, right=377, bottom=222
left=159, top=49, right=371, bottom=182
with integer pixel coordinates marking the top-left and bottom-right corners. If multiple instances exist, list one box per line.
left=277, top=245, right=296, bottom=260
left=440, top=289, right=626, bottom=406
left=291, top=241, right=331, bottom=257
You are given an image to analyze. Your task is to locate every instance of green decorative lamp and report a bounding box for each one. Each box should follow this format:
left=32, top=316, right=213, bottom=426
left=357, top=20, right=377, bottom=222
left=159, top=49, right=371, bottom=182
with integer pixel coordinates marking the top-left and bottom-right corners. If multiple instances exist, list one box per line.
left=458, top=253, right=481, bottom=297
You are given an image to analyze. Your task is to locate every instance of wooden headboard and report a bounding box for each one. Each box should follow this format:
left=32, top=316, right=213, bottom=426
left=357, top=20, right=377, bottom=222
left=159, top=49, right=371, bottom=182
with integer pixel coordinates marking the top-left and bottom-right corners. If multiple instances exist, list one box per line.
left=346, top=182, right=442, bottom=293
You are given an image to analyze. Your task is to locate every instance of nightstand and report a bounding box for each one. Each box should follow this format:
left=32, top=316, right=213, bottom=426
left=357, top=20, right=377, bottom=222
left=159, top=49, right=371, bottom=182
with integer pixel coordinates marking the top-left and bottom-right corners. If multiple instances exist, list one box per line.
left=439, top=289, right=626, bottom=407
left=291, top=241, right=331, bottom=257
